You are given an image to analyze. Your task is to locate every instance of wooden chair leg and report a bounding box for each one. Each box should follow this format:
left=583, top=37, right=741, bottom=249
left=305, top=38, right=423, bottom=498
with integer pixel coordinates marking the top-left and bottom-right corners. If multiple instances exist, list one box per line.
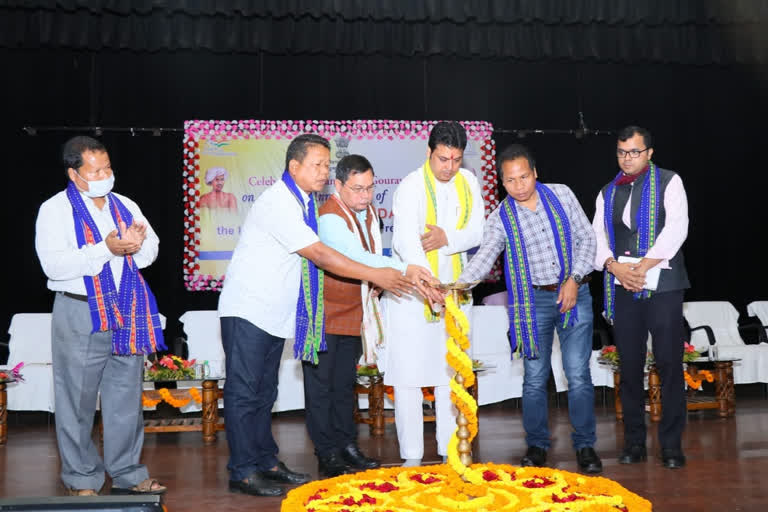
left=202, top=379, right=218, bottom=444
left=0, top=383, right=7, bottom=445
left=613, top=372, right=623, bottom=421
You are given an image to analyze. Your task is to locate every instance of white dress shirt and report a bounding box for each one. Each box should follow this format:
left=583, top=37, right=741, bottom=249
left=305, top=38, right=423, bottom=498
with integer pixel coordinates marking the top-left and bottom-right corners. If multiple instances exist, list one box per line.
left=592, top=173, right=688, bottom=271
left=35, top=189, right=159, bottom=294
left=218, top=181, right=320, bottom=338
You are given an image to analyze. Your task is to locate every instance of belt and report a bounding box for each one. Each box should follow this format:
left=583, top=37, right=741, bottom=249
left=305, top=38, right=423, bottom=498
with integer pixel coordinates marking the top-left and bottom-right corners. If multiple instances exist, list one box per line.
left=532, top=274, right=592, bottom=292
left=60, top=291, right=88, bottom=302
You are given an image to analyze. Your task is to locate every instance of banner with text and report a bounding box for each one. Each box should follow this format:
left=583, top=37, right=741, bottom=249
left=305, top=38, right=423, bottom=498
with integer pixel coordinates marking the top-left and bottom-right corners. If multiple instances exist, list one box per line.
left=183, top=120, right=497, bottom=291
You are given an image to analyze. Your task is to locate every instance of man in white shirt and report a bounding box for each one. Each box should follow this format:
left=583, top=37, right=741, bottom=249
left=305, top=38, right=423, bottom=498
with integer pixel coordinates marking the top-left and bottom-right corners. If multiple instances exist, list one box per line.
left=218, top=134, right=435, bottom=497
left=592, top=125, right=690, bottom=469
left=381, top=121, right=485, bottom=466
left=35, top=136, right=166, bottom=496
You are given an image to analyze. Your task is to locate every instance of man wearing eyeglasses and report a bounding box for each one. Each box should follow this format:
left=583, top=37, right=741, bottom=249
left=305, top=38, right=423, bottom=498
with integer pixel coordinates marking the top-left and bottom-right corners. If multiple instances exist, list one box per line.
left=307, top=154, right=439, bottom=477
left=592, top=125, right=690, bottom=469
left=381, top=121, right=485, bottom=467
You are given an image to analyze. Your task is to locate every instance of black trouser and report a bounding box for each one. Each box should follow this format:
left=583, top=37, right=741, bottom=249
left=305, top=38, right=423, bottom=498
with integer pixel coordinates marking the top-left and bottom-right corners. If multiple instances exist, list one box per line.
left=614, top=289, right=686, bottom=451
left=302, top=334, right=362, bottom=458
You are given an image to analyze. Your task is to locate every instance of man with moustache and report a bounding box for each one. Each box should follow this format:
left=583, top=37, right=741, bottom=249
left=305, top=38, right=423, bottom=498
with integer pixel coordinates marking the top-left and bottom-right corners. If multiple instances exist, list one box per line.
left=305, top=154, right=439, bottom=477
left=458, top=143, right=602, bottom=474
left=382, top=121, right=485, bottom=467
left=592, top=125, right=690, bottom=469
left=218, top=134, right=436, bottom=497
left=35, top=135, right=167, bottom=496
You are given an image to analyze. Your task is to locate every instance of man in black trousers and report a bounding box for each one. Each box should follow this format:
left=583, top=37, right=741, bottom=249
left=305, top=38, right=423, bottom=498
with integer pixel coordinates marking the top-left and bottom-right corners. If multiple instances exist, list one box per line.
left=592, top=125, right=690, bottom=469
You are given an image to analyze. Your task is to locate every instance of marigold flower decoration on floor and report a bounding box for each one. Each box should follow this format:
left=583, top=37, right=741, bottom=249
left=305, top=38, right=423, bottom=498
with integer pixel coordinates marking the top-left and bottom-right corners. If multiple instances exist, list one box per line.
left=281, top=464, right=651, bottom=511
left=282, top=296, right=652, bottom=511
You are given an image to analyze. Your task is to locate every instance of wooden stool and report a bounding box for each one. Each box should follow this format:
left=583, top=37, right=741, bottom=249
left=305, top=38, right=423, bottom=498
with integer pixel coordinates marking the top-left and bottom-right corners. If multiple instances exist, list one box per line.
left=102, top=379, right=224, bottom=444
left=613, top=360, right=736, bottom=421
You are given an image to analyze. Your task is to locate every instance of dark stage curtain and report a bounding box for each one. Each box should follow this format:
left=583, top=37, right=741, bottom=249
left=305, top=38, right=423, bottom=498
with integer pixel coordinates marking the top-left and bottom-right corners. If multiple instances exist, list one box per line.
left=2, top=0, right=768, bottom=63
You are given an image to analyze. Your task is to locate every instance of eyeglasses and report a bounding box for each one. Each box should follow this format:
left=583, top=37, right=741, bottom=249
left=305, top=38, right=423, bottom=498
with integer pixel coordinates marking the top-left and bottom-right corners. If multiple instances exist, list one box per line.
left=345, top=184, right=375, bottom=195
left=616, top=148, right=650, bottom=159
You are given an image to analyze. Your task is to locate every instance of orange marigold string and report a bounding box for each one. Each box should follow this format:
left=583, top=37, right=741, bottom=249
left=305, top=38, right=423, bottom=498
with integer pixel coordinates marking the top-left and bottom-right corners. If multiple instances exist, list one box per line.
left=141, top=387, right=203, bottom=408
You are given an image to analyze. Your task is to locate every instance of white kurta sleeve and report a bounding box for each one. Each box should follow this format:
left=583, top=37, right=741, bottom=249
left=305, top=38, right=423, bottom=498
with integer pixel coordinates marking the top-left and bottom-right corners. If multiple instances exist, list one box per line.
left=391, top=173, right=431, bottom=268
left=441, top=171, right=485, bottom=256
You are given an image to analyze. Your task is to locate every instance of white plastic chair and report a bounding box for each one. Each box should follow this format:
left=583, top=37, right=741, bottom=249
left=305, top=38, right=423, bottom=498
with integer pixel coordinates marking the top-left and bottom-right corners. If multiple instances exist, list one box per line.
left=6, top=313, right=55, bottom=412
left=177, top=311, right=305, bottom=412
left=683, top=301, right=768, bottom=384
left=747, top=301, right=768, bottom=335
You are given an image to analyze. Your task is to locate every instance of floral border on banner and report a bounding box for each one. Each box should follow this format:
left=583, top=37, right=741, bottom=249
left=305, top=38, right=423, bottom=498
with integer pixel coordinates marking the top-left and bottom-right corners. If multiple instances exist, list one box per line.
left=182, top=120, right=498, bottom=291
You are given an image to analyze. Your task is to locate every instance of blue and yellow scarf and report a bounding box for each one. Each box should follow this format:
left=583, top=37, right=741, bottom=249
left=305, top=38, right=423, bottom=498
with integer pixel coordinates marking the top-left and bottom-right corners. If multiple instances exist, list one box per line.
left=603, top=162, right=659, bottom=322
left=283, top=170, right=326, bottom=364
left=499, top=183, right=575, bottom=359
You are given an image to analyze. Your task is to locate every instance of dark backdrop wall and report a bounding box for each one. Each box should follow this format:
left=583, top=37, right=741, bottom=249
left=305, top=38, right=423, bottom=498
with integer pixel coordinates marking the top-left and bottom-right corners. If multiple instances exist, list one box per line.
left=2, top=1, right=767, bottom=342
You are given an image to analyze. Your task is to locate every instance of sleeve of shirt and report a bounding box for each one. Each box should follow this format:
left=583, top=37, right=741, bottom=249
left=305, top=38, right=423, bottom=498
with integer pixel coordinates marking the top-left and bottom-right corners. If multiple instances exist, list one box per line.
left=318, top=214, right=406, bottom=272
left=591, top=190, right=614, bottom=271
left=120, top=195, right=159, bottom=270
left=391, top=176, right=431, bottom=268
left=644, top=174, right=688, bottom=264
left=265, top=187, right=320, bottom=254
left=560, top=185, right=596, bottom=278
left=458, top=208, right=506, bottom=283
left=35, top=196, right=115, bottom=281
left=441, top=171, right=485, bottom=256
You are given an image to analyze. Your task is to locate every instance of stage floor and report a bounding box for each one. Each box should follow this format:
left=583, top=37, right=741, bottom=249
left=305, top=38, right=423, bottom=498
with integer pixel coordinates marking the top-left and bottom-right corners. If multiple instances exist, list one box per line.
left=2, top=387, right=768, bottom=511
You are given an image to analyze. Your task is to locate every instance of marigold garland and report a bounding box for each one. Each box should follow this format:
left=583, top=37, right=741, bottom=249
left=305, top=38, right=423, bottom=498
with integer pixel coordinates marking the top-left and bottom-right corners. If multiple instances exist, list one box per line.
left=444, top=294, right=479, bottom=482
left=684, top=369, right=714, bottom=390
left=281, top=464, right=651, bottom=511
left=141, top=387, right=203, bottom=408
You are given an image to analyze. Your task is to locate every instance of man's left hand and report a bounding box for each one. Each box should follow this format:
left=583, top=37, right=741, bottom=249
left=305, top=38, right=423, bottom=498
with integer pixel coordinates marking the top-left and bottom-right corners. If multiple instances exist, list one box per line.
left=420, top=224, right=448, bottom=252
left=121, top=220, right=147, bottom=254
left=557, top=278, right=579, bottom=313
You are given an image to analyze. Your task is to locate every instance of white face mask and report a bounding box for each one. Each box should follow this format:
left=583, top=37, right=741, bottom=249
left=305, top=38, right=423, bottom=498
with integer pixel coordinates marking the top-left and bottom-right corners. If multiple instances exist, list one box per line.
left=77, top=172, right=115, bottom=198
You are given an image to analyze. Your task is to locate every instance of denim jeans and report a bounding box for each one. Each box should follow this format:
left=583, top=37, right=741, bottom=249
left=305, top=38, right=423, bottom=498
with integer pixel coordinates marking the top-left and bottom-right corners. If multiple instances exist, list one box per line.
left=220, top=316, right=284, bottom=481
left=522, top=285, right=596, bottom=450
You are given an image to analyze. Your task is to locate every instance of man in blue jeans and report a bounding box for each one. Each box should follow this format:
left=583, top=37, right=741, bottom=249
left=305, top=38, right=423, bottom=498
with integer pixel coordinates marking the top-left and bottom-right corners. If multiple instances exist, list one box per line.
left=217, top=134, right=435, bottom=497
left=459, top=144, right=602, bottom=473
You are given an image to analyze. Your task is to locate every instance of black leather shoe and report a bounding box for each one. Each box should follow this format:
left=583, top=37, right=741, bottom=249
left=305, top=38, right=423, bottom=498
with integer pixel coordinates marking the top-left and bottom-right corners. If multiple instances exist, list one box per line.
left=229, top=473, right=284, bottom=497
left=618, top=444, right=647, bottom=464
left=341, top=444, right=381, bottom=470
left=576, top=447, right=603, bottom=474
left=520, top=446, right=547, bottom=467
left=318, top=453, right=353, bottom=477
left=260, top=461, right=311, bottom=484
left=661, top=449, right=686, bottom=469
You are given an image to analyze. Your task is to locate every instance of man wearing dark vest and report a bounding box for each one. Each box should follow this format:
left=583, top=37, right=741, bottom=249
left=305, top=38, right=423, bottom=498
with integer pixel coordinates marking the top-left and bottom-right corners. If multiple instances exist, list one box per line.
left=306, top=154, right=437, bottom=477
left=592, top=125, right=690, bottom=469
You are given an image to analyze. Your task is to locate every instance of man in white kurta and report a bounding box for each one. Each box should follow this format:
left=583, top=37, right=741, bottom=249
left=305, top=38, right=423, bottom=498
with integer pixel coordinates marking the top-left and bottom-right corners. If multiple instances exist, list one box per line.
left=382, top=121, right=485, bottom=465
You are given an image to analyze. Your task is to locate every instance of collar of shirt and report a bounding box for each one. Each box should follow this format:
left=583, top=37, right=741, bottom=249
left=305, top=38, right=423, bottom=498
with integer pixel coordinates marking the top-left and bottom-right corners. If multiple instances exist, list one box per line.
left=354, top=207, right=368, bottom=224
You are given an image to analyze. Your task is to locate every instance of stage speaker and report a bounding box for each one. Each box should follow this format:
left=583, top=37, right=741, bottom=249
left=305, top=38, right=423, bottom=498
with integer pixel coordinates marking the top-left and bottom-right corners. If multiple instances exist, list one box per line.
left=0, top=496, right=163, bottom=511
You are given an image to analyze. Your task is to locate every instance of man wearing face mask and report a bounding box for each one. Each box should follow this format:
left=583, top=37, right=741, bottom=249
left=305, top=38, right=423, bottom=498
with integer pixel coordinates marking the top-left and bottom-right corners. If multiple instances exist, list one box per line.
left=35, top=136, right=167, bottom=496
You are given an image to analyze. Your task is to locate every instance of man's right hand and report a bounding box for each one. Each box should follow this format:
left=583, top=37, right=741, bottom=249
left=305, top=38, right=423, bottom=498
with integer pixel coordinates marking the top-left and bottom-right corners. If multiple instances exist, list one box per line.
left=369, top=267, right=418, bottom=297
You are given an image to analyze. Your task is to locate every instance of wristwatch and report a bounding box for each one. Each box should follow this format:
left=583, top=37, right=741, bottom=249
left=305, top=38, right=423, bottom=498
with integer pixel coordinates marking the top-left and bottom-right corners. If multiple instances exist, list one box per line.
left=571, top=274, right=584, bottom=285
